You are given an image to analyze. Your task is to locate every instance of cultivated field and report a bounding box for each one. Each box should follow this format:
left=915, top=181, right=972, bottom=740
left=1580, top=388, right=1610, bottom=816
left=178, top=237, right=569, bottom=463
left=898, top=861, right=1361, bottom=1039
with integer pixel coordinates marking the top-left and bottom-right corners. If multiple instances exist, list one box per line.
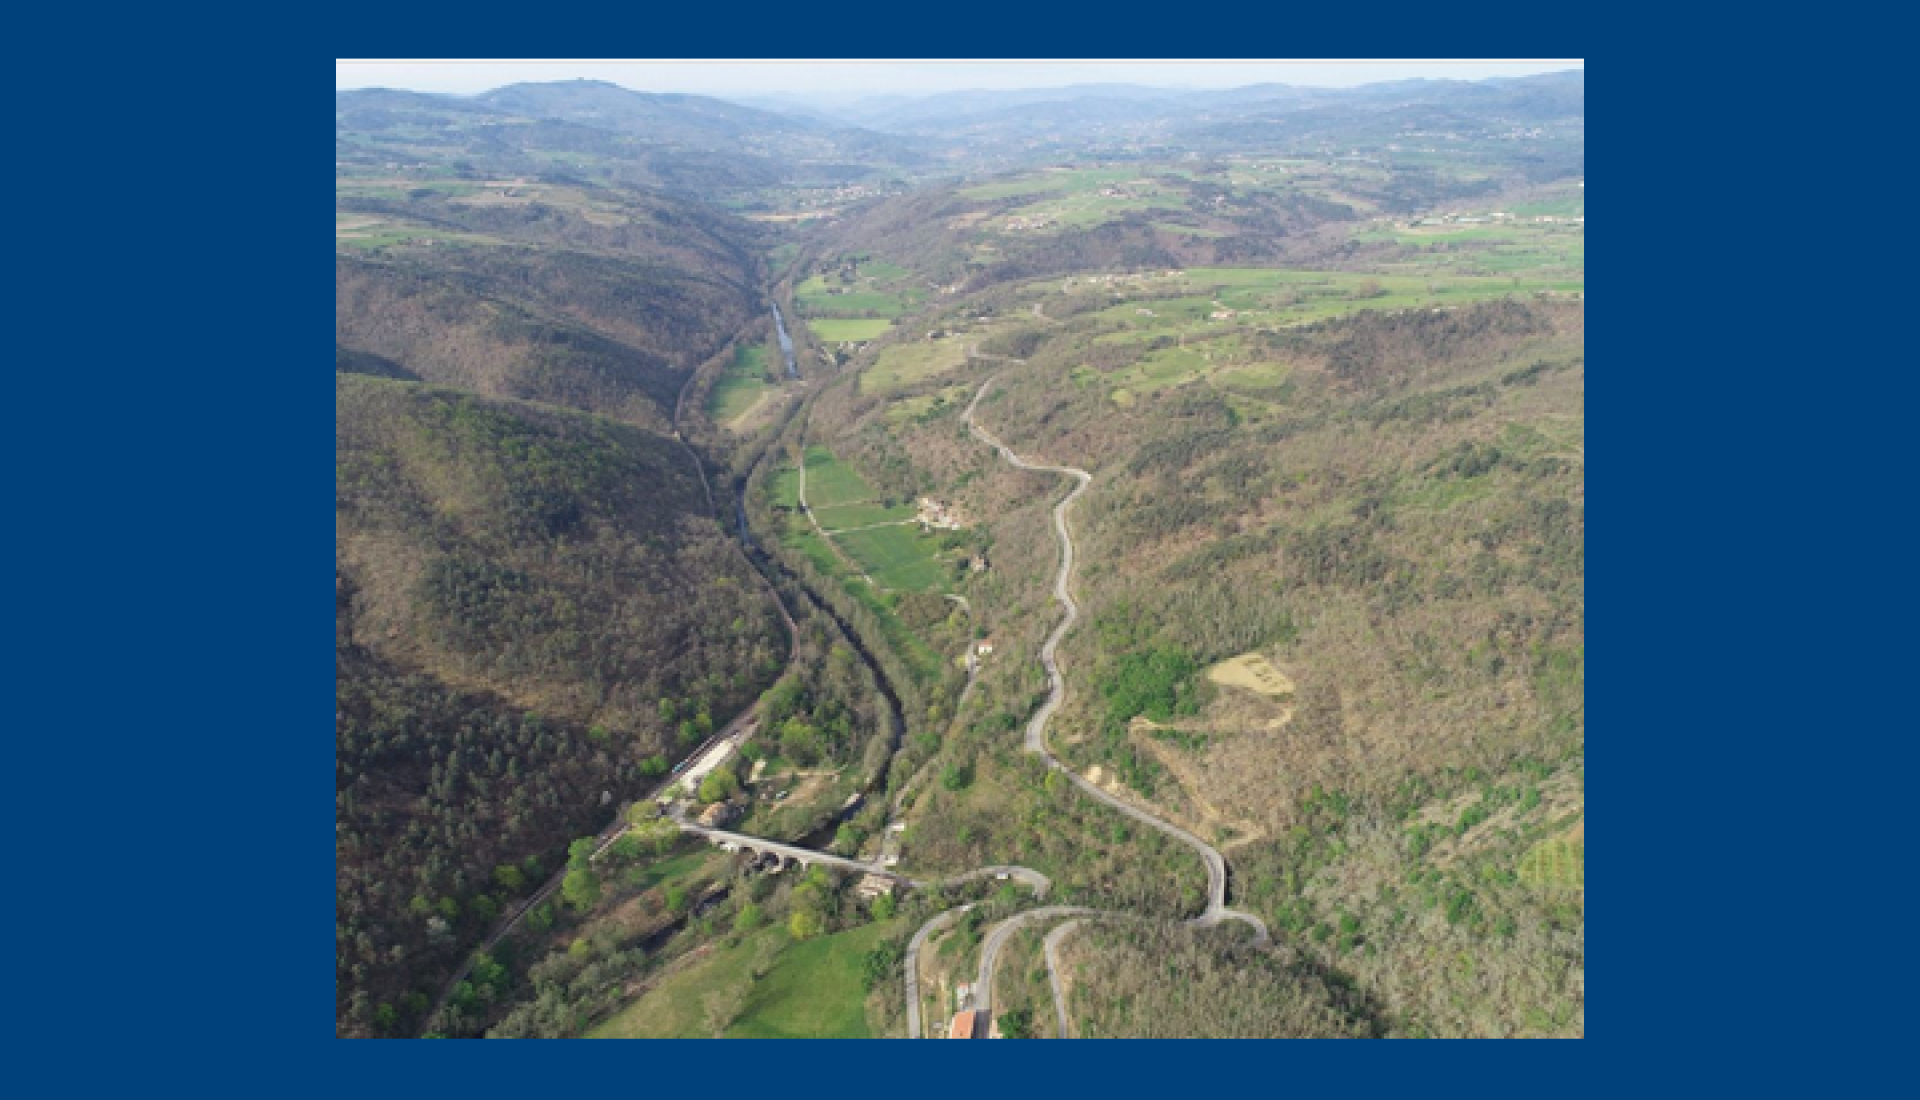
left=861, top=336, right=973, bottom=395
left=588, top=918, right=904, bottom=1039
left=709, top=344, right=771, bottom=426
left=809, top=318, right=894, bottom=342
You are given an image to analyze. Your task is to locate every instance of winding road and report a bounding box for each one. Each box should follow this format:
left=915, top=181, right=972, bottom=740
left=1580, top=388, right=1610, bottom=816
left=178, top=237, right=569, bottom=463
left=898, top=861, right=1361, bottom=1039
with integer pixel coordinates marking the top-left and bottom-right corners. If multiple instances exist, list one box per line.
left=904, top=904, right=971, bottom=1040
left=963, top=375, right=1270, bottom=945
left=1041, top=919, right=1084, bottom=1038
left=896, top=373, right=1270, bottom=1040
left=973, top=906, right=1096, bottom=1024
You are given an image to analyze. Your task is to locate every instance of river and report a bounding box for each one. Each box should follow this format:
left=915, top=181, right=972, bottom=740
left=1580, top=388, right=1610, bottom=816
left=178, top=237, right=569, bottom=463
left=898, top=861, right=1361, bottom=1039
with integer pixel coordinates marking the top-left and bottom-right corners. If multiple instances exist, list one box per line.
left=770, top=303, right=798, bottom=379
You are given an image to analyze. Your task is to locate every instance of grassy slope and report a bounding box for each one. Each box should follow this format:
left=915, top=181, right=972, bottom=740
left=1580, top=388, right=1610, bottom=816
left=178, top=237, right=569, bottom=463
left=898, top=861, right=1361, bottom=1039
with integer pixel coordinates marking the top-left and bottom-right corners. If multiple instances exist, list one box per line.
left=588, top=920, right=902, bottom=1039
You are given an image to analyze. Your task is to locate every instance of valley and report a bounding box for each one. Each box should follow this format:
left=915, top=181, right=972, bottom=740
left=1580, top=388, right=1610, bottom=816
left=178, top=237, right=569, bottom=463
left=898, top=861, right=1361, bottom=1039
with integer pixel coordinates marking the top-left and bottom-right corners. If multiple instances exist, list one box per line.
left=337, top=65, right=1583, bottom=1040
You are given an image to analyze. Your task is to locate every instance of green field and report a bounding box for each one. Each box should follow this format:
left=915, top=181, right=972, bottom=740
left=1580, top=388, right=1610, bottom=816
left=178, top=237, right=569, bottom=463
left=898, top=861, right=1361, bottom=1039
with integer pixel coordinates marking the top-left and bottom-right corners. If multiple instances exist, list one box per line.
left=809, top=318, right=894, bottom=342
left=837, top=524, right=951, bottom=592
left=813, top=501, right=916, bottom=530
left=589, top=919, right=905, bottom=1038
left=798, top=445, right=876, bottom=508
left=786, top=447, right=949, bottom=591
left=768, top=453, right=953, bottom=677
left=958, top=166, right=1139, bottom=201
left=862, top=337, right=971, bottom=395
left=708, top=344, right=771, bottom=426
left=1352, top=221, right=1584, bottom=276
left=994, top=188, right=1188, bottom=232
left=795, top=269, right=926, bottom=322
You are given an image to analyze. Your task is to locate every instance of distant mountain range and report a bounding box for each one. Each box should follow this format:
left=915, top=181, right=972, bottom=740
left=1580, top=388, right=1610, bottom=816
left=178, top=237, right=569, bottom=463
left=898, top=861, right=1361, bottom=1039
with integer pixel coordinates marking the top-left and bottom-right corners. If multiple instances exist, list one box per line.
left=339, top=71, right=1582, bottom=197
left=735, top=69, right=1583, bottom=145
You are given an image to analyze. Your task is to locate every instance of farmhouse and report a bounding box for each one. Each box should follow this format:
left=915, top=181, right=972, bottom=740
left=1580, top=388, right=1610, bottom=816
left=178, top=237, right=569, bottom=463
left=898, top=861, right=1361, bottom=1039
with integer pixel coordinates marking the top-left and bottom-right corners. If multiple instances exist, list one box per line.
left=917, top=497, right=966, bottom=531
left=948, top=1010, right=983, bottom=1039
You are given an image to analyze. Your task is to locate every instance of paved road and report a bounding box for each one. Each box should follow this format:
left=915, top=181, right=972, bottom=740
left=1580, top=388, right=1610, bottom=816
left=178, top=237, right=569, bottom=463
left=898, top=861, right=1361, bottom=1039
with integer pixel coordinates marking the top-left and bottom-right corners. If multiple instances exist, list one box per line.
left=965, top=375, right=1270, bottom=947
left=904, top=904, right=972, bottom=1039
left=929, top=865, right=1050, bottom=897
left=421, top=698, right=769, bottom=1033
left=973, top=906, right=1096, bottom=1023
left=900, top=866, right=1054, bottom=1038
left=1041, top=918, right=1084, bottom=1039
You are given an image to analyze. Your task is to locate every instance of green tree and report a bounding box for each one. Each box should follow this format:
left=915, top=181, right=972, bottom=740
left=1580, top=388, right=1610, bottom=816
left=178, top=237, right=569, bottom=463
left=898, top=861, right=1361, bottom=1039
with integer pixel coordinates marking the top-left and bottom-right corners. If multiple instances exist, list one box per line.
left=789, top=908, right=825, bottom=940
left=562, top=866, right=601, bottom=910
left=699, top=767, right=739, bottom=804
left=568, top=837, right=598, bottom=869
left=492, top=864, right=526, bottom=892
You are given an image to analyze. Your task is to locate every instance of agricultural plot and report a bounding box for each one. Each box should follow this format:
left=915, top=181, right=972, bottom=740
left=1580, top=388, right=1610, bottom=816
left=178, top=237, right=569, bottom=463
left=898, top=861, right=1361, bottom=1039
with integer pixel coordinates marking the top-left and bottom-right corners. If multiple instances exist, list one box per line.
left=808, top=318, right=894, bottom=342
left=811, top=501, right=916, bottom=530
left=836, top=524, right=952, bottom=592
left=333, top=215, right=499, bottom=252
left=796, top=264, right=928, bottom=321
left=708, top=344, right=771, bottom=427
left=588, top=919, right=905, bottom=1039
left=861, top=336, right=972, bottom=395
left=1353, top=220, right=1584, bottom=277
left=797, top=445, right=874, bottom=508
left=958, top=166, right=1141, bottom=201
left=777, top=446, right=953, bottom=595
left=991, top=188, right=1190, bottom=233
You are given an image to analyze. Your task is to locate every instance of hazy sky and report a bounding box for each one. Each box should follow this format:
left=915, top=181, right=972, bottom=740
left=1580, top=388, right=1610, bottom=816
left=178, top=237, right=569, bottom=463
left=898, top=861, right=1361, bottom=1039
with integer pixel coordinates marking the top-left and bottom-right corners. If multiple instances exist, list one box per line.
left=336, top=60, right=1582, bottom=99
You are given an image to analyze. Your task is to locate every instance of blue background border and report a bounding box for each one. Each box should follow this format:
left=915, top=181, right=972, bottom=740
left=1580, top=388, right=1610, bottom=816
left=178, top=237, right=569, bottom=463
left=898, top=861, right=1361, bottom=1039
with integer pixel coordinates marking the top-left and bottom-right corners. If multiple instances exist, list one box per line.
left=13, top=7, right=1893, bottom=1093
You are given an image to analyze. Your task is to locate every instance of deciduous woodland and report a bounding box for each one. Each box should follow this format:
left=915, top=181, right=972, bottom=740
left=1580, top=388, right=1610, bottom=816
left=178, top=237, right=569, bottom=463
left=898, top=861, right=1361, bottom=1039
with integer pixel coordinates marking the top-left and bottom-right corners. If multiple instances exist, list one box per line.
left=338, top=68, right=1582, bottom=1038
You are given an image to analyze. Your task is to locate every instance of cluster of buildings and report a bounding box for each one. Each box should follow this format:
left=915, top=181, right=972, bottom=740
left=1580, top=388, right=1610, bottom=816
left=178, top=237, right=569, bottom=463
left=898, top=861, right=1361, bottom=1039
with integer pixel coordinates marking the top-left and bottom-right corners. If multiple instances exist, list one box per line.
left=915, top=497, right=967, bottom=531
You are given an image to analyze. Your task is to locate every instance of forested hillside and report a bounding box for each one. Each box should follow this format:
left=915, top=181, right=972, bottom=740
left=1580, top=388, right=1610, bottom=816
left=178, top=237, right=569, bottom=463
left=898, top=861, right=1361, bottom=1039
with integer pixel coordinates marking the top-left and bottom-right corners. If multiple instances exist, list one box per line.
left=336, top=182, right=762, bottom=431
left=335, top=377, right=783, bottom=1035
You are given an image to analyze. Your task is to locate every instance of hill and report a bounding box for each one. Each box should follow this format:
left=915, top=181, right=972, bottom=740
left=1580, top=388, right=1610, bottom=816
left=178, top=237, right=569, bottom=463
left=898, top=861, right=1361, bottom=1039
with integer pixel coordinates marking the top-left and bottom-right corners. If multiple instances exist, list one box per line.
left=336, top=181, right=763, bottom=430
left=336, top=81, right=926, bottom=201
left=335, top=376, right=785, bottom=1036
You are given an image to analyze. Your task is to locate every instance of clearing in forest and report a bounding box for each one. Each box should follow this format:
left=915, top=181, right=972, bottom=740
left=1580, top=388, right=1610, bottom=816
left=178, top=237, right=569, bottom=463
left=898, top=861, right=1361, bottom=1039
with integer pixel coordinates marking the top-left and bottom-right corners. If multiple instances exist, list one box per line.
left=1519, top=832, right=1586, bottom=891
left=1207, top=653, right=1295, bottom=697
